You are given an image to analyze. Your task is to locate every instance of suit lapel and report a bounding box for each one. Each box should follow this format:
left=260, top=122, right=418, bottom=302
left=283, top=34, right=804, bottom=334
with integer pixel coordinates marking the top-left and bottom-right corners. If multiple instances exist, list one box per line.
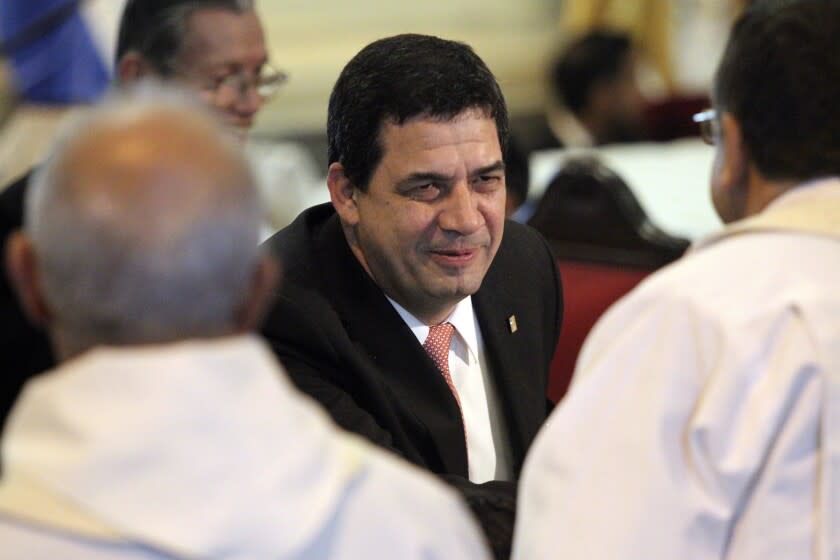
left=316, top=216, right=469, bottom=476
left=473, top=247, right=549, bottom=476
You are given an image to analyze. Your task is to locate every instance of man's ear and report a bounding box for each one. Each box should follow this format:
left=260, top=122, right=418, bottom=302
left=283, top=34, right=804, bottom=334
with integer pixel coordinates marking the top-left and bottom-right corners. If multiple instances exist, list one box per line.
left=327, top=162, right=360, bottom=227
left=5, top=232, right=52, bottom=327
left=116, top=52, right=157, bottom=83
left=717, top=112, right=750, bottom=198
left=235, top=254, right=280, bottom=332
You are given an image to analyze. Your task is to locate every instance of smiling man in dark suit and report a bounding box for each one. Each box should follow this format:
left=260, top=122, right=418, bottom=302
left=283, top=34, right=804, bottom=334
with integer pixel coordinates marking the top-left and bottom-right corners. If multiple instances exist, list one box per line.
left=261, top=33, right=563, bottom=556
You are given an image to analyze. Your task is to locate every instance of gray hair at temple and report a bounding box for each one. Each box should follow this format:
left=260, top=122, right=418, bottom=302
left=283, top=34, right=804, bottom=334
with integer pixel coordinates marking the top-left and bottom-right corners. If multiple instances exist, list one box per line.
left=24, top=82, right=263, bottom=354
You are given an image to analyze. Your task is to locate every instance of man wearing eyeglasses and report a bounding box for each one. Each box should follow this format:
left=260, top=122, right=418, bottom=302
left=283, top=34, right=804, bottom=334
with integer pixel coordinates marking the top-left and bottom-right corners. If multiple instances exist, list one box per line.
left=116, top=0, right=284, bottom=137
left=0, top=0, right=283, bottom=429
left=513, top=1, right=840, bottom=558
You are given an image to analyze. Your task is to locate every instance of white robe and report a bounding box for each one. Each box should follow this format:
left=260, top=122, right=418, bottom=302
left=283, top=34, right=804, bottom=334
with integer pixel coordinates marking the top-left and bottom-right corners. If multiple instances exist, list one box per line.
left=513, top=178, right=840, bottom=560
left=0, top=335, right=490, bottom=560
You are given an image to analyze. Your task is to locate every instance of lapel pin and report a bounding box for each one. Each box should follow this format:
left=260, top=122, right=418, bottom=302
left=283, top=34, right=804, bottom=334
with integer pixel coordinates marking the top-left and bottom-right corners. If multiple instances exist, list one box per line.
left=508, top=315, right=518, bottom=333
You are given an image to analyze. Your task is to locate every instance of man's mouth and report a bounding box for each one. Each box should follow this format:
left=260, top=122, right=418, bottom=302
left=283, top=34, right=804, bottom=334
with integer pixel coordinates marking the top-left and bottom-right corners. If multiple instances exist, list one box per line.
left=429, top=248, right=478, bottom=268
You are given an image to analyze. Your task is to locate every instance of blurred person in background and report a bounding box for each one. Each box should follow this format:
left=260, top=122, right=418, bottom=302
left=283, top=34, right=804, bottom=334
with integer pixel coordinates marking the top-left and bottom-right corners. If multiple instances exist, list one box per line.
left=549, top=30, right=646, bottom=147
left=0, top=0, right=283, bottom=433
left=560, top=0, right=748, bottom=96
left=514, top=30, right=647, bottom=155
left=559, top=0, right=749, bottom=142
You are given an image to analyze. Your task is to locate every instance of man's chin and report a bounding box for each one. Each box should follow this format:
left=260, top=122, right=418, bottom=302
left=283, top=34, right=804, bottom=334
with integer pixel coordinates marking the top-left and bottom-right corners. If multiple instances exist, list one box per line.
left=226, top=125, right=251, bottom=141
left=431, top=273, right=484, bottom=300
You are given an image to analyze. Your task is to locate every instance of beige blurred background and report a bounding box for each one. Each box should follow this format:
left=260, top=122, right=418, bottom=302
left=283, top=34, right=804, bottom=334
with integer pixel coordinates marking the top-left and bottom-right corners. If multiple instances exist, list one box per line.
left=252, top=0, right=741, bottom=140
left=1, top=0, right=743, bottom=152
left=253, top=0, right=562, bottom=139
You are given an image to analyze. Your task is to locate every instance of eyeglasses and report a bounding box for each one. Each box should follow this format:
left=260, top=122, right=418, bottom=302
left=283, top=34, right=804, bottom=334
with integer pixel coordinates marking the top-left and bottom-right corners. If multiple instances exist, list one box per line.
left=692, top=108, right=718, bottom=145
left=200, top=64, right=289, bottom=101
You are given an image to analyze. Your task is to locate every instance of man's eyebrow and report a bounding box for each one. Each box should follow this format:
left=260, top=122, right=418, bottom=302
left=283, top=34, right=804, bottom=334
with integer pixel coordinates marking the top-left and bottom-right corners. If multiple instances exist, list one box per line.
left=395, top=161, right=506, bottom=189
left=207, top=57, right=268, bottom=72
left=396, top=172, right=453, bottom=188
left=471, top=161, right=506, bottom=177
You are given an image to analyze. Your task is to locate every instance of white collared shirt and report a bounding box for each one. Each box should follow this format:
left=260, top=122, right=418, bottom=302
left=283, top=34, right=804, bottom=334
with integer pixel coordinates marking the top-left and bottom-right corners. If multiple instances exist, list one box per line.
left=388, top=296, right=513, bottom=483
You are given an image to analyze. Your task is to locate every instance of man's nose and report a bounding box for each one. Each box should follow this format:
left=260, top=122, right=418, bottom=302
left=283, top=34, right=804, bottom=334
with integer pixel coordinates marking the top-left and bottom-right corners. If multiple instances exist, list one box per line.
left=235, top=84, right=263, bottom=115
left=438, top=182, right=483, bottom=235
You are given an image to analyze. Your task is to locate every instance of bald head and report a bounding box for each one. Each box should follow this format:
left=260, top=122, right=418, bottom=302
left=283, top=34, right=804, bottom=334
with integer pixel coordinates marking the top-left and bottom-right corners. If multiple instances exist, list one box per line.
left=42, top=100, right=253, bottom=244
left=7, top=84, right=274, bottom=360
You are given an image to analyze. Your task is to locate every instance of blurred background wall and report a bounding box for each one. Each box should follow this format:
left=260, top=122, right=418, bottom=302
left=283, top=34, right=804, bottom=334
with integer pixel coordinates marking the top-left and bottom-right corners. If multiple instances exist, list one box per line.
left=253, top=0, right=562, bottom=145
left=253, top=0, right=741, bottom=144
left=1, top=0, right=743, bottom=161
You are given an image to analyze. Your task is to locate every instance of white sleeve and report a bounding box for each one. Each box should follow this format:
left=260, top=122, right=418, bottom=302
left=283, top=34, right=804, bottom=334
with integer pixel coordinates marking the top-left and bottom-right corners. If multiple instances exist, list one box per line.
left=512, top=290, right=819, bottom=560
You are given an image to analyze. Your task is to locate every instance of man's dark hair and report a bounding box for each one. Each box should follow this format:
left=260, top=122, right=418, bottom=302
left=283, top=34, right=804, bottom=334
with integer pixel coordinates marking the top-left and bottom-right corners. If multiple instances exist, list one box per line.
left=714, top=0, right=840, bottom=182
left=115, top=0, right=254, bottom=74
left=327, top=33, right=509, bottom=190
left=551, top=30, right=632, bottom=115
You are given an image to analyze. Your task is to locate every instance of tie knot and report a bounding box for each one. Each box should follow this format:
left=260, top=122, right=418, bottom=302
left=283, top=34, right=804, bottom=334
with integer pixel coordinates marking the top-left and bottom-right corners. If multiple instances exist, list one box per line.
left=423, top=322, right=455, bottom=374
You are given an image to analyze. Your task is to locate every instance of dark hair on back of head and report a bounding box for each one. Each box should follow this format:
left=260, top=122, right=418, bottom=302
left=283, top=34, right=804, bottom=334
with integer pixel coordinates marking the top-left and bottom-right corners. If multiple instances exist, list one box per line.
left=327, top=33, right=509, bottom=190
left=115, top=0, right=254, bottom=74
left=714, top=0, right=840, bottom=182
left=551, top=30, right=632, bottom=114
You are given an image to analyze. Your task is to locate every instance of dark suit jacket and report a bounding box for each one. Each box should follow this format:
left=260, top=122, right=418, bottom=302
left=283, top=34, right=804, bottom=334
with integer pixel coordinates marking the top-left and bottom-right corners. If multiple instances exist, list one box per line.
left=0, top=171, right=54, bottom=430
left=260, top=203, right=562, bottom=480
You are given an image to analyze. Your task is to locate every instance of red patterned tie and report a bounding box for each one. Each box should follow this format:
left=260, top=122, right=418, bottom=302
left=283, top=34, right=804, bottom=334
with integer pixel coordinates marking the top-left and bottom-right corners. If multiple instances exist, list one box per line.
left=423, top=322, right=468, bottom=455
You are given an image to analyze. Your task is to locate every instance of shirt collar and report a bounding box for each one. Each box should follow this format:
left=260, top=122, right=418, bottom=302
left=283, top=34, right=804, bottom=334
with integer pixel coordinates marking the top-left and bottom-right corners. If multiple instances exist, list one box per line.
left=387, top=296, right=481, bottom=359
left=691, top=177, right=840, bottom=253
left=764, top=176, right=840, bottom=212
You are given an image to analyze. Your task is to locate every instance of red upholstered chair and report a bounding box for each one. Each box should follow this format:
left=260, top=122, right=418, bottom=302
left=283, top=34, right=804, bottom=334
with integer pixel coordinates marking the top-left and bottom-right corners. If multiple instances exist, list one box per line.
left=529, top=157, right=689, bottom=403
left=643, top=94, right=710, bottom=142
left=548, top=261, right=650, bottom=403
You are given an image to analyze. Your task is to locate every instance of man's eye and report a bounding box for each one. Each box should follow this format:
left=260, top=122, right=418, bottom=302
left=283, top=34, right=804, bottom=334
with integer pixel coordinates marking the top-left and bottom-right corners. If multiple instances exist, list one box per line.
left=409, top=184, right=441, bottom=200
left=209, top=75, right=233, bottom=89
left=474, top=175, right=503, bottom=191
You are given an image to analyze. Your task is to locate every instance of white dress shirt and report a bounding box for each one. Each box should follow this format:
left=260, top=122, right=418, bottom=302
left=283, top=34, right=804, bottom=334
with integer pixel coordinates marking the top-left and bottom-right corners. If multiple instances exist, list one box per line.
left=513, top=178, right=840, bottom=560
left=389, top=296, right=513, bottom=483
